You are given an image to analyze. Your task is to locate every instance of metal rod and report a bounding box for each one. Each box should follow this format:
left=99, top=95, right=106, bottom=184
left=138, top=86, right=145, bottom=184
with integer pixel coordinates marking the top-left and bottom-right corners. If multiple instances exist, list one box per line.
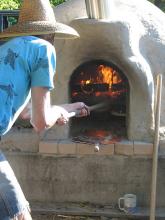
left=88, top=102, right=108, bottom=111
left=149, top=74, right=162, bottom=220
left=68, top=102, right=108, bottom=118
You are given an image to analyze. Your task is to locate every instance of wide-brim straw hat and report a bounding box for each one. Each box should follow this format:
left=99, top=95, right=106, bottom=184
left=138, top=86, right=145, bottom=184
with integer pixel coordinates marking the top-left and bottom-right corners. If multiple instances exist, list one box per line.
left=0, top=0, right=79, bottom=39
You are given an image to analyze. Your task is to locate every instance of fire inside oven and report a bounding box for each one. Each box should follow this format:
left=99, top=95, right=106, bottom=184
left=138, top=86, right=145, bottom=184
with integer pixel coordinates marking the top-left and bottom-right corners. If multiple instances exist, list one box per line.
left=69, top=60, right=129, bottom=144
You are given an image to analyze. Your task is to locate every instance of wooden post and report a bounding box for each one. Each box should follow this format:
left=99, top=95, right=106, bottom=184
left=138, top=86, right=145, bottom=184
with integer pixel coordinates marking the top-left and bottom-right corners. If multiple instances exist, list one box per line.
left=149, top=74, right=162, bottom=220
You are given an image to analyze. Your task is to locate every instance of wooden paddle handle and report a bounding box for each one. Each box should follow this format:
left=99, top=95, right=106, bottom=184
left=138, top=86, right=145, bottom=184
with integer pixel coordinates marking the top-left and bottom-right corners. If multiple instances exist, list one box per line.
left=150, top=74, right=162, bottom=220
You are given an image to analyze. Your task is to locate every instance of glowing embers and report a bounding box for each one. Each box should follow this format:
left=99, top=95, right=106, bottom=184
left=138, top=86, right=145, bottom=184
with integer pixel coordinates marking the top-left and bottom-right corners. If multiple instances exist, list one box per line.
left=73, top=129, right=122, bottom=145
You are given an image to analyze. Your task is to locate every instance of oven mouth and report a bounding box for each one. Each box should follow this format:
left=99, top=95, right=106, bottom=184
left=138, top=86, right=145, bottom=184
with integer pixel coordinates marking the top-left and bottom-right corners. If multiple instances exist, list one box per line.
left=69, top=60, right=129, bottom=144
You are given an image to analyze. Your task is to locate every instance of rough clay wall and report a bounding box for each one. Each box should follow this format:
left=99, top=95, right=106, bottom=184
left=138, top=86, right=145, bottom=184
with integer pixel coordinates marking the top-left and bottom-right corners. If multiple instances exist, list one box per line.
left=51, top=0, right=165, bottom=141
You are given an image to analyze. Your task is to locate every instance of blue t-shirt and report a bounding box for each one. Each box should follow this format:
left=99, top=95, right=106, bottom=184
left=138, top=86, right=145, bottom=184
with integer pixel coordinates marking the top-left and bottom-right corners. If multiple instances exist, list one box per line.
left=0, top=36, right=56, bottom=135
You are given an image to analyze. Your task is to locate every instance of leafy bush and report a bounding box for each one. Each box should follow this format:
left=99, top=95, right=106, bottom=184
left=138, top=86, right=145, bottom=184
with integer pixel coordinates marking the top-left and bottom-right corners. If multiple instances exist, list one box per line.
left=0, top=0, right=164, bottom=12
left=50, top=0, right=66, bottom=6
left=0, top=0, right=20, bottom=9
left=0, top=0, right=66, bottom=10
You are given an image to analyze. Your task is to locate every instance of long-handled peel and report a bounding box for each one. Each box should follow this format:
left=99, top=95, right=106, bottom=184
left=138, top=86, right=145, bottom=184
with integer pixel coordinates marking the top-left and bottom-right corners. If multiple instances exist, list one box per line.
left=68, top=102, right=108, bottom=118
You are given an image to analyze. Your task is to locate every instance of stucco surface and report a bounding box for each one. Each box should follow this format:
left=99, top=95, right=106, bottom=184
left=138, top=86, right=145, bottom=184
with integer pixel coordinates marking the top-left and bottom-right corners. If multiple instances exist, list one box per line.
left=50, top=0, right=165, bottom=141
left=5, top=152, right=165, bottom=208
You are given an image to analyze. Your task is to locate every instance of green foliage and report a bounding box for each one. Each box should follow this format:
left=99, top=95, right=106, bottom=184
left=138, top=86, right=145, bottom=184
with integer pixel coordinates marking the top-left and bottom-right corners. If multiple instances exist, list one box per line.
left=0, top=0, right=66, bottom=26
left=0, top=0, right=66, bottom=10
left=7, top=16, right=18, bottom=26
left=0, top=0, right=20, bottom=9
left=157, top=0, right=165, bottom=12
left=0, top=0, right=164, bottom=12
left=148, top=0, right=165, bottom=12
left=50, top=0, right=66, bottom=6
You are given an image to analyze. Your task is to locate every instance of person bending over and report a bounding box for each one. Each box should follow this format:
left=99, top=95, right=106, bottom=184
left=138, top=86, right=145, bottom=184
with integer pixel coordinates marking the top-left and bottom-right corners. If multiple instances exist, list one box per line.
left=0, top=0, right=89, bottom=219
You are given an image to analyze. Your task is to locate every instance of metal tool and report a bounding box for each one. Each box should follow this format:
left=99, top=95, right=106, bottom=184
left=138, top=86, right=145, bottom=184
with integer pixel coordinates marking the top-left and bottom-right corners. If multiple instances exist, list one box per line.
left=68, top=102, right=108, bottom=118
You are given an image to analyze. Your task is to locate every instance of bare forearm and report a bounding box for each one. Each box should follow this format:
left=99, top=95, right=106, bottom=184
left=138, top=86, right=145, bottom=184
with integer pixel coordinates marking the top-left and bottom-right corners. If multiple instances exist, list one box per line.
left=31, top=105, right=64, bottom=131
left=47, top=105, right=67, bottom=125
left=60, top=102, right=87, bottom=113
left=60, top=103, right=76, bottom=112
left=60, top=102, right=90, bottom=117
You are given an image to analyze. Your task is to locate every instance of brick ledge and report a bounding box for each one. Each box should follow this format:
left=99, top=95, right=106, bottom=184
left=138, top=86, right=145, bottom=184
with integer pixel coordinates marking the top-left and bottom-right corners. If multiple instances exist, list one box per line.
left=39, top=140, right=157, bottom=156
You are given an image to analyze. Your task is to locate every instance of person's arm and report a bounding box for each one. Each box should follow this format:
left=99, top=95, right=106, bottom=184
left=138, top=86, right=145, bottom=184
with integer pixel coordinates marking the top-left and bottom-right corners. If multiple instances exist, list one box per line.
left=30, top=87, right=90, bottom=133
left=30, top=87, right=69, bottom=133
left=60, top=103, right=90, bottom=117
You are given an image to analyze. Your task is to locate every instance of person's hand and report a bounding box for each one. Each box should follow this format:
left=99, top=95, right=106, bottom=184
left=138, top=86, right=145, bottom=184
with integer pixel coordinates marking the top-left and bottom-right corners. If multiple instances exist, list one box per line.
left=73, top=102, right=90, bottom=117
left=54, top=106, right=70, bottom=126
left=56, top=115, right=69, bottom=125
left=59, top=102, right=90, bottom=118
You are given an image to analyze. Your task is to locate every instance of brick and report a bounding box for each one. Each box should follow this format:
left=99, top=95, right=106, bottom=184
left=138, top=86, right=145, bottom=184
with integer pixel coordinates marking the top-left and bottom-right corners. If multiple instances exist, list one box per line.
left=134, top=141, right=153, bottom=156
left=98, top=144, right=115, bottom=155
left=58, top=140, right=76, bottom=154
left=115, top=141, right=134, bottom=155
left=39, top=140, right=58, bottom=154
left=0, top=128, right=39, bottom=153
left=77, top=143, right=95, bottom=155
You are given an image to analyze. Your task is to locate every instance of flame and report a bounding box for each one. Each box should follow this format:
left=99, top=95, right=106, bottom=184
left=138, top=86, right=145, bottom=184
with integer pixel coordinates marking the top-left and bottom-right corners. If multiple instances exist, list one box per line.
left=79, top=65, right=122, bottom=88
left=86, top=80, right=91, bottom=84
left=98, top=65, right=122, bottom=88
left=80, top=78, right=92, bottom=85
left=71, top=64, right=127, bottom=99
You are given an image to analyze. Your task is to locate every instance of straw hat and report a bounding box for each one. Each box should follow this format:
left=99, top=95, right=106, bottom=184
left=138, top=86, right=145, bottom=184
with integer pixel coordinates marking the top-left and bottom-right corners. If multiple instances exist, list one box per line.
left=0, top=0, right=79, bottom=39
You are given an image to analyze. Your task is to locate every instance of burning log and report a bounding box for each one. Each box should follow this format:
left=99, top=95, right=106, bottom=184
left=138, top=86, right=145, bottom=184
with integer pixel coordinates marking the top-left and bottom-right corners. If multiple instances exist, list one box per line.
left=70, top=61, right=128, bottom=122
left=71, top=83, right=109, bottom=93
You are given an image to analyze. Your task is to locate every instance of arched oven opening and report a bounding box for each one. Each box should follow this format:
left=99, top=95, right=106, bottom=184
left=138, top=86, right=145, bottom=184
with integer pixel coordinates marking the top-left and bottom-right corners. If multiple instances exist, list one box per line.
left=69, top=60, right=129, bottom=144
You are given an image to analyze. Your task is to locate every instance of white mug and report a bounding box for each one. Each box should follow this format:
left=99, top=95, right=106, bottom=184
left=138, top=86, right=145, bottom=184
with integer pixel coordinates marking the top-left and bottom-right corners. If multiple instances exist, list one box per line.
left=118, top=194, right=137, bottom=213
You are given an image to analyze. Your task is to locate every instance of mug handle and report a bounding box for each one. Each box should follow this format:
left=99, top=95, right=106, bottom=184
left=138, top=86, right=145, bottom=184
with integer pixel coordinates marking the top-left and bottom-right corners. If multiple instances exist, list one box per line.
left=118, top=197, right=125, bottom=211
